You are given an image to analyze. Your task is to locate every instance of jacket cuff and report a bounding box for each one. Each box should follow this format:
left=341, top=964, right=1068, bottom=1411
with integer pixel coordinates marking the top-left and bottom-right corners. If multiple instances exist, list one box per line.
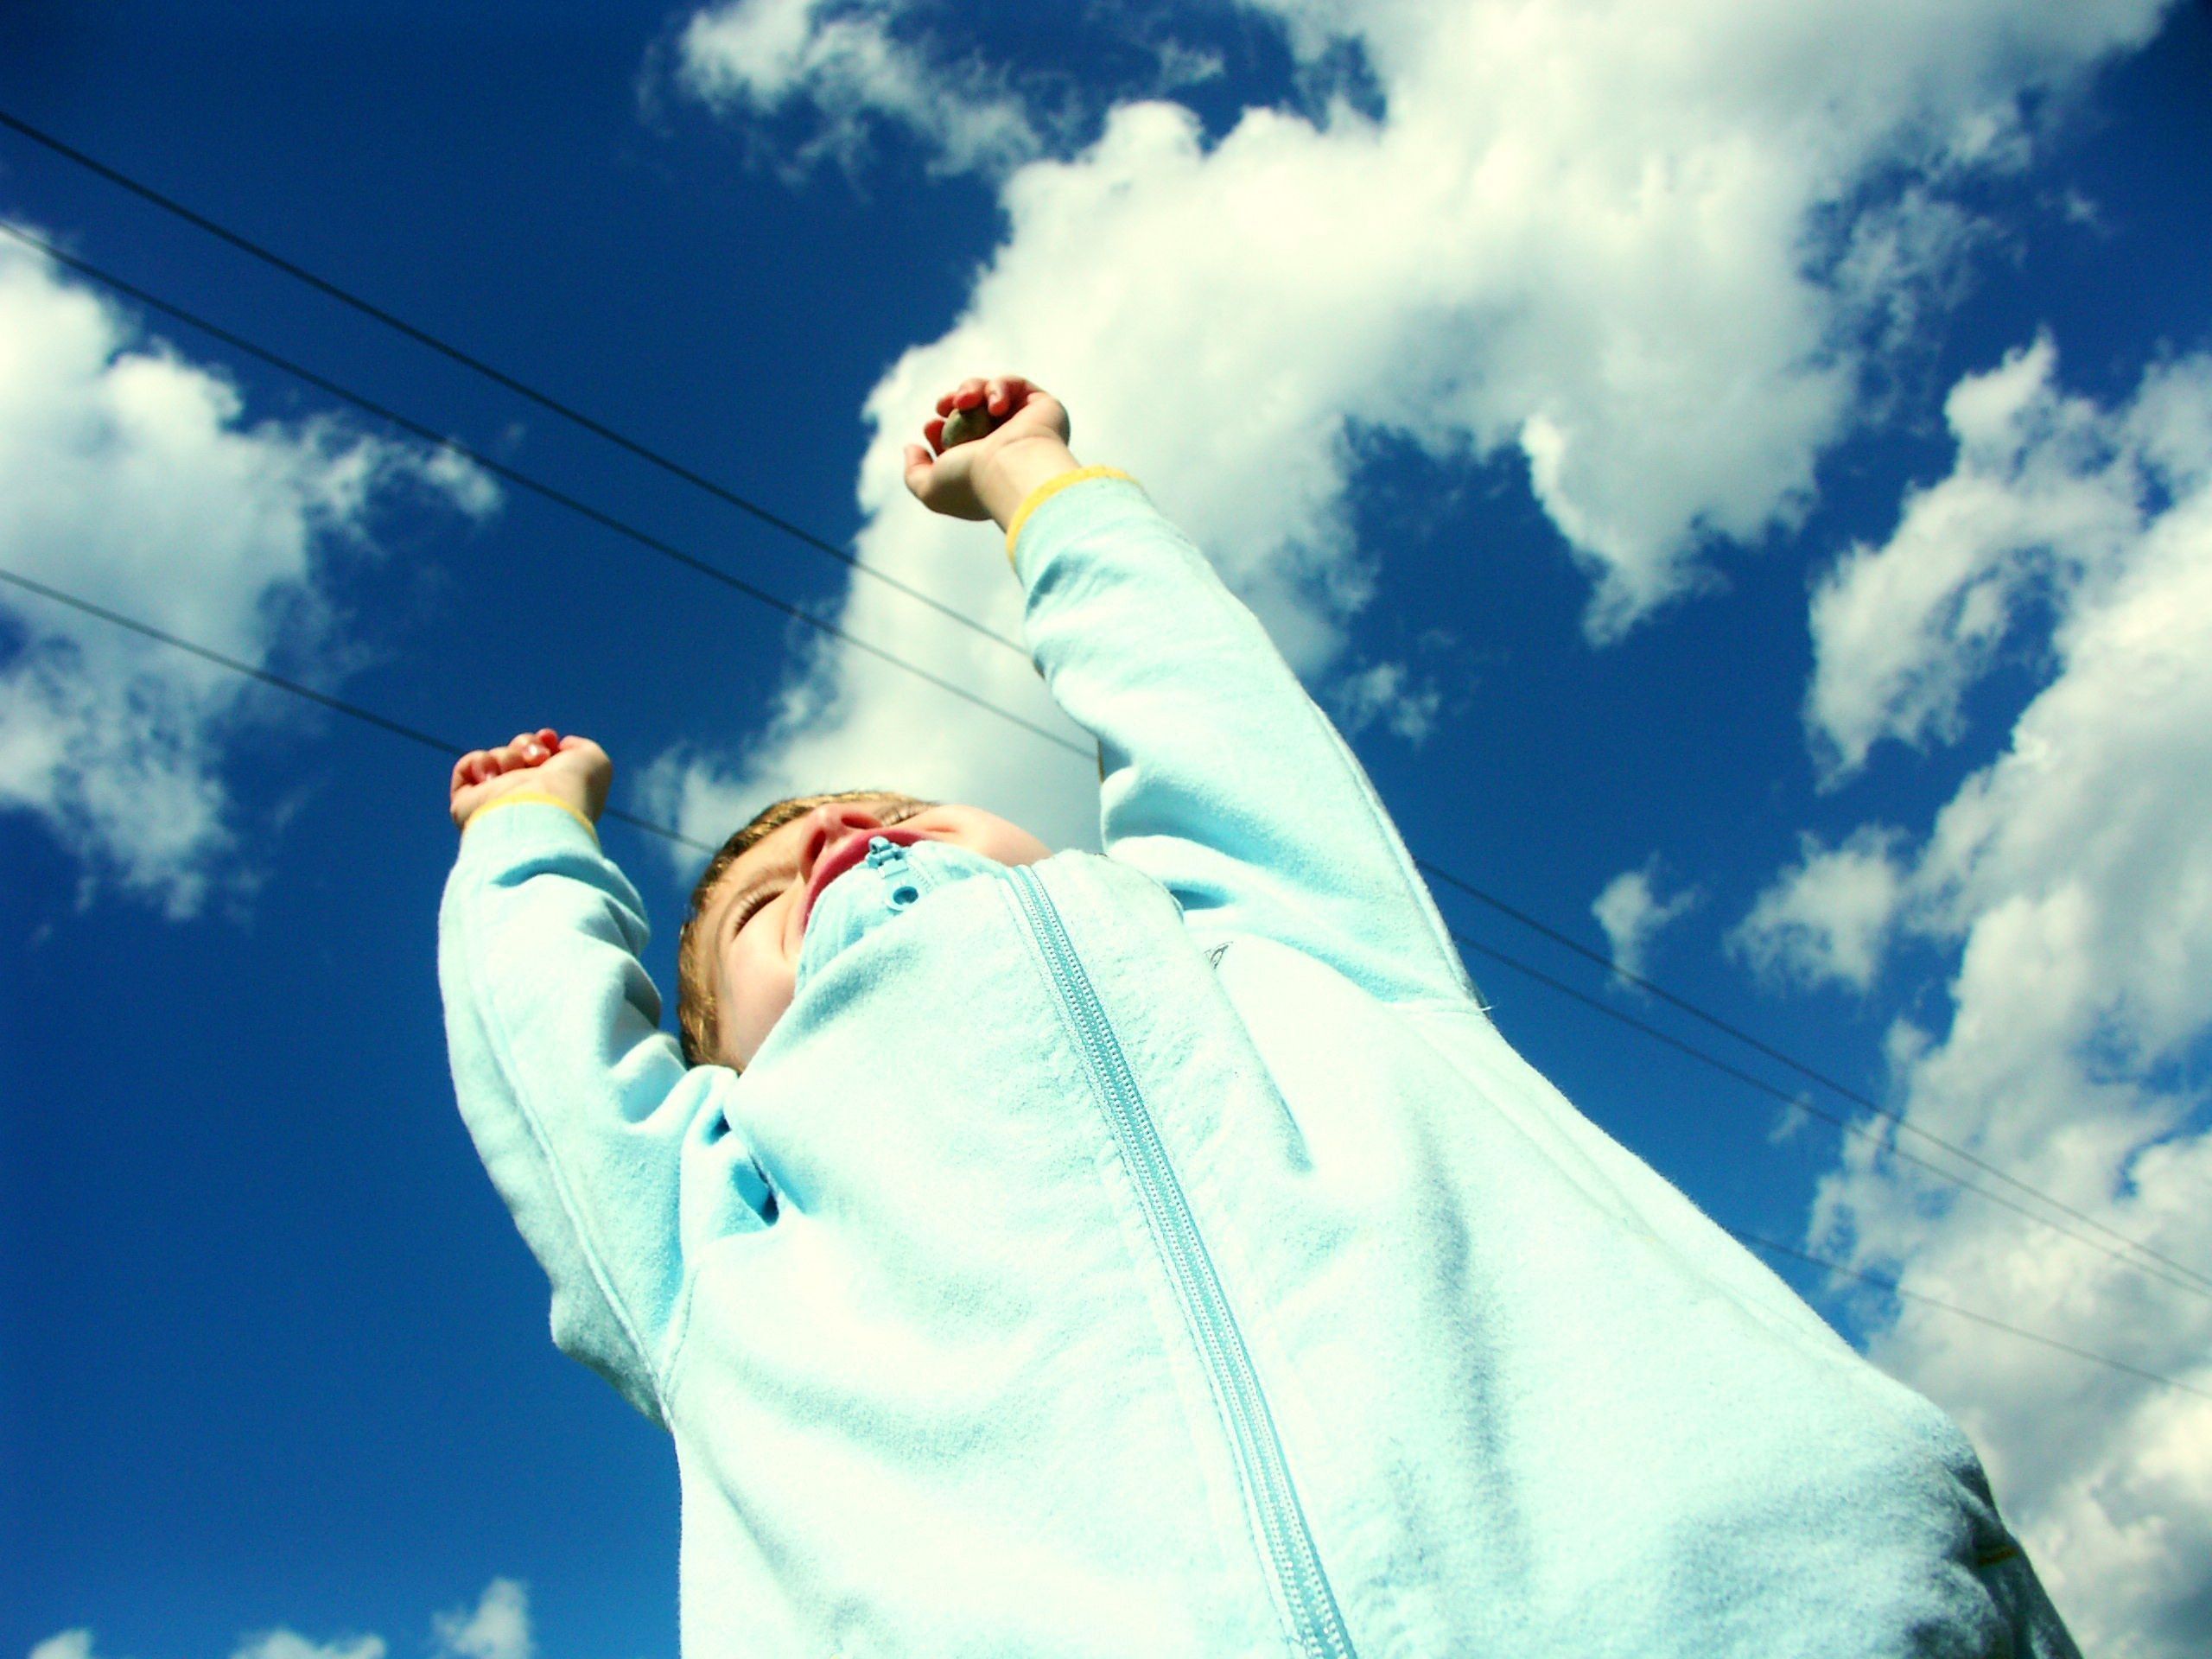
left=459, top=793, right=601, bottom=861
left=1004, top=466, right=1138, bottom=566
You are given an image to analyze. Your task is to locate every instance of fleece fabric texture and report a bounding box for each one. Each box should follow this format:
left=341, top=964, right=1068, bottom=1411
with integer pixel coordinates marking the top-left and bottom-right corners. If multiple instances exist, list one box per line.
left=438, top=473, right=2081, bottom=1659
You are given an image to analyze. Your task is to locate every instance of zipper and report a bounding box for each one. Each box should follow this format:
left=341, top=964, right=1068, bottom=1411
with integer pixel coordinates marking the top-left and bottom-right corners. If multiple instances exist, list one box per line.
left=1007, top=866, right=1357, bottom=1659
left=863, top=836, right=922, bottom=907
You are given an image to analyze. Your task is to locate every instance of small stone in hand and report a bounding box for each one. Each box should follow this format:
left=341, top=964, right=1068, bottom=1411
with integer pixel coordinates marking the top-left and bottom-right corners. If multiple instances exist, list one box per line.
left=940, top=404, right=998, bottom=448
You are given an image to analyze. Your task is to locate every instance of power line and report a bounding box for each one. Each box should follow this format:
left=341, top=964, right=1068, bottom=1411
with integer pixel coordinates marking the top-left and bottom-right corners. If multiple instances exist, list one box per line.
left=0, top=564, right=717, bottom=857
left=13, top=435, right=2156, bottom=1308
left=0, top=106, right=1029, bottom=662
left=1457, top=932, right=2212, bottom=1306
left=4, top=556, right=2195, bottom=1404
left=3, top=161, right=2200, bottom=1307
left=1730, top=1228, right=2212, bottom=1403
left=1426, top=862, right=2212, bottom=1300
left=0, top=223, right=1089, bottom=763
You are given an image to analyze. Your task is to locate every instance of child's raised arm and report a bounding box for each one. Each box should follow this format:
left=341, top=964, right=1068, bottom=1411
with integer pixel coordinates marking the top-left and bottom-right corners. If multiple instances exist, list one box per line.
left=440, top=730, right=768, bottom=1424
left=906, top=376, right=1480, bottom=1012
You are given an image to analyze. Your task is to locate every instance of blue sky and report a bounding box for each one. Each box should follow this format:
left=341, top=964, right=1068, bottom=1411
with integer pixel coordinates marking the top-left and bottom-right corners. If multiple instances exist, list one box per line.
left=3, top=3, right=2209, bottom=1655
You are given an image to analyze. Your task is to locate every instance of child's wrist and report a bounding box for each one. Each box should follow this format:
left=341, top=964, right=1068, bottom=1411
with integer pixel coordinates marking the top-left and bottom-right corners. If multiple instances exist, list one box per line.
left=461, top=782, right=600, bottom=837
left=976, top=435, right=1083, bottom=530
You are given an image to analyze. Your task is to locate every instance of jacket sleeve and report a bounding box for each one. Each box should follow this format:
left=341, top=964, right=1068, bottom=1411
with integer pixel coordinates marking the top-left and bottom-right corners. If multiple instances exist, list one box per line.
left=1012, top=468, right=1480, bottom=1010
left=437, top=796, right=764, bottom=1425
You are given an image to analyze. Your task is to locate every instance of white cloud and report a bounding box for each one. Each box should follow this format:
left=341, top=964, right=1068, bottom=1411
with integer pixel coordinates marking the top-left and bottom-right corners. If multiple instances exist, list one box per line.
left=1804, top=333, right=2145, bottom=780
left=1332, top=658, right=1442, bottom=745
left=230, top=1635, right=385, bottom=1659
left=1139, top=35, right=1226, bottom=98
left=1591, top=857, right=1699, bottom=982
left=646, top=0, right=2177, bottom=878
left=1830, top=186, right=1985, bottom=358
left=1766, top=1095, right=1815, bottom=1146
left=674, top=0, right=1045, bottom=181
left=28, top=1580, right=533, bottom=1659
left=431, top=1578, right=534, bottom=1659
left=1732, top=824, right=1909, bottom=992
left=1778, top=337, right=2212, bottom=1656
left=0, top=230, right=496, bottom=918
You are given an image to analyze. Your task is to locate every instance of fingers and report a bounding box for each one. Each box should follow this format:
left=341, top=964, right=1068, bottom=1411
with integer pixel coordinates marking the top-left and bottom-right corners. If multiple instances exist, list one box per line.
left=935, top=374, right=1039, bottom=410
left=903, top=441, right=948, bottom=507
left=912, top=376, right=1052, bottom=507
left=927, top=374, right=1037, bottom=443
left=449, top=728, right=562, bottom=794
left=496, top=730, right=554, bottom=773
left=935, top=376, right=986, bottom=418
left=935, top=373, right=1034, bottom=419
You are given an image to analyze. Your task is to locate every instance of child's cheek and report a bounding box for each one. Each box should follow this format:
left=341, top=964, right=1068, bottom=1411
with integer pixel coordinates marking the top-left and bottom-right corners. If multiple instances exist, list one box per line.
left=727, top=938, right=802, bottom=1068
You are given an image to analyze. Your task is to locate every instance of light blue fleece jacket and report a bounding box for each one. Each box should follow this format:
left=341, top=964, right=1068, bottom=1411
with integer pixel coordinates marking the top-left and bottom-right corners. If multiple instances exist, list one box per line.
left=438, top=470, right=2079, bottom=1658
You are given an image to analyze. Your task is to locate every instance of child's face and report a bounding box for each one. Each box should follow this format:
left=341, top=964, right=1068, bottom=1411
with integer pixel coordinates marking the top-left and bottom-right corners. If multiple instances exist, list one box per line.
left=704, top=798, right=1052, bottom=1068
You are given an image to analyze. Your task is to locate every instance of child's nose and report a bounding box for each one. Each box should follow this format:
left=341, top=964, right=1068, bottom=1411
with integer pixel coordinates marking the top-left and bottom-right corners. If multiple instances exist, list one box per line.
left=799, top=804, right=888, bottom=877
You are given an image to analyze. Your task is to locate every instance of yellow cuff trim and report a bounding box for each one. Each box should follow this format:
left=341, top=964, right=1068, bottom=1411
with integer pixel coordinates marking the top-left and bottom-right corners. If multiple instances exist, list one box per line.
left=465, top=790, right=600, bottom=841
left=1005, top=466, right=1136, bottom=566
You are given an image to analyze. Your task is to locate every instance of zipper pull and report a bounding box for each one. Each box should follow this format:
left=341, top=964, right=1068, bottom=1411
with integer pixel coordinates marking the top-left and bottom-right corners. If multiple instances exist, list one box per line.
left=866, top=836, right=921, bottom=908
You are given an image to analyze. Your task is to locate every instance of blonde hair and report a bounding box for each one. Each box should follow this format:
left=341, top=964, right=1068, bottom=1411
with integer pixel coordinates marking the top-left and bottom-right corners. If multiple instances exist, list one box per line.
left=676, top=789, right=929, bottom=1070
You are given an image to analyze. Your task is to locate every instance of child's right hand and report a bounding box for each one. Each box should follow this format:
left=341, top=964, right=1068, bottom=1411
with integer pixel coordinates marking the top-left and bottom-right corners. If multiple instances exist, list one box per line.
left=448, top=728, right=613, bottom=832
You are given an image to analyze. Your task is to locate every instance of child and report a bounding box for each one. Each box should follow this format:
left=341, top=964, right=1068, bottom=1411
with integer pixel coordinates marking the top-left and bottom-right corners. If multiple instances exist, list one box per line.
left=439, top=375, right=2078, bottom=1656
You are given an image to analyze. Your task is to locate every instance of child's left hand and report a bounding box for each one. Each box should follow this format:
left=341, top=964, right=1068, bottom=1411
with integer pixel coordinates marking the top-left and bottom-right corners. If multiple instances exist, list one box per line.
left=903, top=374, right=1072, bottom=523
